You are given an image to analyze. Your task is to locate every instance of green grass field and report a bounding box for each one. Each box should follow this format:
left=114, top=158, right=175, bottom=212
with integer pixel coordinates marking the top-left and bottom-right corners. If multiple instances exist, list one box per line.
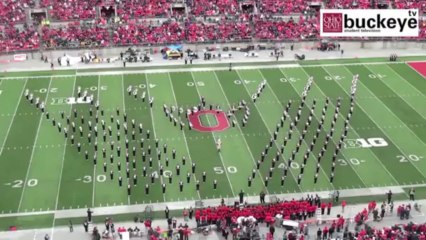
left=0, top=59, right=425, bottom=227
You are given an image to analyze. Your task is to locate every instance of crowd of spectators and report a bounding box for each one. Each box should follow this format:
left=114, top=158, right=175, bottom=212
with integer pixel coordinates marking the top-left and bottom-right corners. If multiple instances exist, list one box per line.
left=0, top=0, right=425, bottom=53
left=195, top=198, right=317, bottom=226
left=0, top=25, right=40, bottom=53
left=325, top=0, right=371, bottom=9
left=0, top=0, right=34, bottom=24
left=189, top=0, right=240, bottom=16
left=116, top=0, right=172, bottom=20
left=254, top=15, right=319, bottom=40
left=112, top=21, right=185, bottom=46
left=41, top=22, right=110, bottom=49
left=40, top=0, right=98, bottom=21
left=258, top=0, right=313, bottom=15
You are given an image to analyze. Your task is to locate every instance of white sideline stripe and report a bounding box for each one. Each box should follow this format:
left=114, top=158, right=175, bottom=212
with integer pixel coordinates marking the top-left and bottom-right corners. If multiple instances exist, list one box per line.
left=0, top=183, right=424, bottom=219
left=0, top=61, right=405, bottom=80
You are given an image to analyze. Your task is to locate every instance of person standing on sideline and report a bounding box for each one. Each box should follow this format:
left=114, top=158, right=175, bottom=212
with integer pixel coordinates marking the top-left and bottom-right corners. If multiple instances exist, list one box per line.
left=386, top=190, right=392, bottom=204
left=87, top=208, right=93, bottom=222
left=189, top=207, right=193, bottom=219
left=165, top=206, right=170, bottom=219
left=260, top=191, right=266, bottom=204
left=335, top=190, right=340, bottom=203
left=341, top=200, right=346, bottom=213
left=83, top=219, right=89, bottom=232
left=409, top=188, right=415, bottom=201
left=69, top=220, right=73, bottom=232
left=183, top=208, right=189, bottom=222
left=239, top=190, right=244, bottom=204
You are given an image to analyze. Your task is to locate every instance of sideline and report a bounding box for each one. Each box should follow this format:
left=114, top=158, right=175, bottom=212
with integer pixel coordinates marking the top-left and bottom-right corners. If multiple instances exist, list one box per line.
left=0, top=61, right=405, bottom=80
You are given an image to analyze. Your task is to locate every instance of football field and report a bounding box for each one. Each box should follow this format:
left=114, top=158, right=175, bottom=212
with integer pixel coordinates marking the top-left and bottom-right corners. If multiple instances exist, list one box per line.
left=0, top=59, right=425, bottom=220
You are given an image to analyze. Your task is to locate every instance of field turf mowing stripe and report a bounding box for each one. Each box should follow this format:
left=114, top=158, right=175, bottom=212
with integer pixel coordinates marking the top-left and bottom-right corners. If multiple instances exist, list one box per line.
left=0, top=79, right=27, bottom=213
left=367, top=64, right=426, bottom=118
left=147, top=73, right=201, bottom=202
left=91, top=75, right=131, bottom=207
left=57, top=76, right=97, bottom=209
left=239, top=69, right=336, bottom=191
left=123, top=74, right=164, bottom=204
left=192, top=71, right=266, bottom=196
left=215, top=70, right=301, bottom=193
left=283, top=67, right=397, bottom=187
left=0, top=80, right=27, bottom=157
left=318, top=66, right=425, bottom=184
left=19, top=76, right=76, bottom=213
left=389, top=64, right=426, bottom=96
left=0, top=77, right=50, bottom=213
left=169, top=72, right=235, bottom=199
left=345, top=65, right=426, bottom=144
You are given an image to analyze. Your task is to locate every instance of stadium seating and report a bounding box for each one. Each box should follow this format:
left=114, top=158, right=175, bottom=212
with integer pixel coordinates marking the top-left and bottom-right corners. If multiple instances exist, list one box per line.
left=112, top=21, right=185, bottom=46
left=189, top=0, right=240, bottom=16
left=41, top=22, right=110, bottom=49
left=258, top=0, right=312, bottom=14
left=0, top=26, right=40, bottom=53
left=325, top=0, right=371, bottom=9
left=116, top=0, right=172, bottom=19
left=254, top=16, right=319, bottom=40
left=0, top=0, right=34, bottom=24
left=0, top=0, right=425, bottom=53
left=40, top=0, right=97, bottom=21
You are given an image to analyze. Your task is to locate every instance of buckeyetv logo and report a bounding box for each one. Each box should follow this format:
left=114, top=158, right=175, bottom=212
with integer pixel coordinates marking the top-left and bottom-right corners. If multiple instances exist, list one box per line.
left=320, top=9, right=419, bottom=37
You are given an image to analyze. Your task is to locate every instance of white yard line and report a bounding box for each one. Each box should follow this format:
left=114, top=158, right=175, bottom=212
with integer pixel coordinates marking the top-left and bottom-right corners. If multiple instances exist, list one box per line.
left=143, top=74, right=167, bottom=203
left=118, top=74, right=133, bottom=205
left=332, top=66, right=426, bottom=179
left=210, top=71, right=269, bottom=194
left=235, top=70, right=304, bottom=192
left=91, top=75, right=101, bottom=207
left=0, top=79, right=27, bottom=158
left=189, top=73, right=236, bottom=197
left=291, top=67, right=394, bottom=187
left=0, top=61, right=407, bottom=81
left=18, top=77, right=53, bottom=212
left=51, top=75, right=77, bottom=240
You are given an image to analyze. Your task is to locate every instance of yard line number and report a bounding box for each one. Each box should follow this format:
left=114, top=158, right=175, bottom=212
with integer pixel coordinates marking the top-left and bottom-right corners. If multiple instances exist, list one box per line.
left=214, top=166, right=238, bottom=174
left=324, top=75, right=344, bottom=81
left=187, top=81, right=205, bottom=87
left=397, top=154, right=424, bottom=163
left=10, top=179, right=38, bottom=188
left=80, top=175, right=107, bottom=183
left=280, top=77, right=299, bottom=83
left=368, top=74, right=386, bottom=79
left=337, top=158, right=365, bottom=166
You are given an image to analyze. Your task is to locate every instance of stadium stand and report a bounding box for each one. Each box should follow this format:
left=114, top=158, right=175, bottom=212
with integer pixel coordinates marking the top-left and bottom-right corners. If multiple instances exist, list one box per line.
left=0, top=0, right=425, bottom=53
left=0, top=25, right=40, bottom=53
left=41, top=22, right=110, bottom=49
left=0, top=0, right=34, bottom=24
